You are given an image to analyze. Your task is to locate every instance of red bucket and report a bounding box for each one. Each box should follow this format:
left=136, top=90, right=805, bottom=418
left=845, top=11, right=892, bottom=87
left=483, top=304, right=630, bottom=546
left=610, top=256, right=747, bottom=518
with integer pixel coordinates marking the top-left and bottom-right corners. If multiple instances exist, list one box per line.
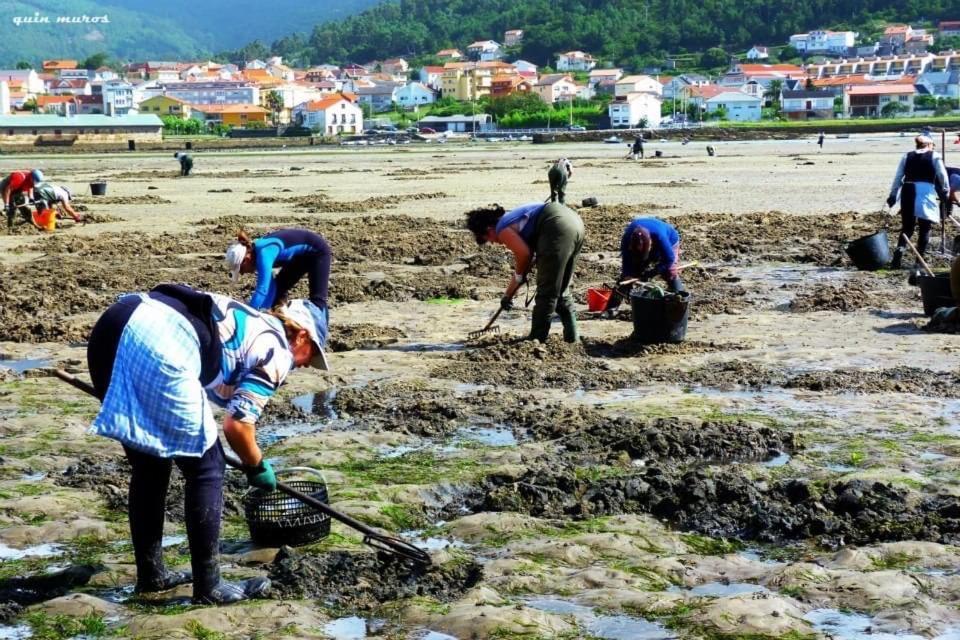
left=586, top=287, right=613, bottom=312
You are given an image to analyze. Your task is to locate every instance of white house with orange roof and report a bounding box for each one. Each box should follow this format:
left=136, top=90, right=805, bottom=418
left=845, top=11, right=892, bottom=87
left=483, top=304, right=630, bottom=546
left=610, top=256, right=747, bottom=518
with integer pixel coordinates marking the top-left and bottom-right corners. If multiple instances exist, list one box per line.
left=556, top=51, right=597, bottom=71
left=614, top=75, right=662, bottom=97
left=0, top=69, right=43, bottom=95
left=418, top=65, right=446, bottom=89
left=436, top=49, right=463, bottom=61
left=381, top=58, right=409, bottom=76
left=292, top=93, right=362, bottom=134
left=608, top=92, right=661, bottom=128
left=882, top=25, right=914, bottom=48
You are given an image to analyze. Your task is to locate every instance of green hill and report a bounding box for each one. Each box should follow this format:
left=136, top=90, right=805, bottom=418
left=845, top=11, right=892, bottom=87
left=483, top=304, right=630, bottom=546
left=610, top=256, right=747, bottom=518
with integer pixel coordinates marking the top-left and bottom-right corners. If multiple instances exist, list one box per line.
left=0, top=0, right=377, bottom=67
left=270, top=0, right=960, bottom=67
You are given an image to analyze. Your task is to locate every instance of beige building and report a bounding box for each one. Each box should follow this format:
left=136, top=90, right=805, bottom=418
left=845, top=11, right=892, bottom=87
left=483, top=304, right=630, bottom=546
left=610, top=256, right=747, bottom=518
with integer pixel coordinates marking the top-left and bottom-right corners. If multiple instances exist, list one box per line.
left=0, top=114, right=163, bottom=145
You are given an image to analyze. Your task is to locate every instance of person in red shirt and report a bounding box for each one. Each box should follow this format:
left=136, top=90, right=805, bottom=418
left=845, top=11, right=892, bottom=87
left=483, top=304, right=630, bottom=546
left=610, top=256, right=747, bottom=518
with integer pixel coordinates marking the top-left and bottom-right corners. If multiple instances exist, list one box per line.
left=2, top=169, right=43, bottom=228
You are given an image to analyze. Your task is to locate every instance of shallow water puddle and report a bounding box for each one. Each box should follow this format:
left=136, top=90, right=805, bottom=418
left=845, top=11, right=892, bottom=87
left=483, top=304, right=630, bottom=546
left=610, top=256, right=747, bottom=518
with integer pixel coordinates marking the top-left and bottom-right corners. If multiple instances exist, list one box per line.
left=453, top=424, right=518, bottom=447
left=0, top=355, right=51, bottom=375
left=0, top=542, right=63, bottom=560
left=804, top=608, right=960, bottom=640
left=686, top=582, right=769, bottom=597
left=763, top=452, right=791, bottom=467
left=323, top=616, right=387, bottom=639
left=525, top=597, right=675, bottom=639
left=0, top=624, right=30, bottom=639
left=291, top=389, right=338, bottom=418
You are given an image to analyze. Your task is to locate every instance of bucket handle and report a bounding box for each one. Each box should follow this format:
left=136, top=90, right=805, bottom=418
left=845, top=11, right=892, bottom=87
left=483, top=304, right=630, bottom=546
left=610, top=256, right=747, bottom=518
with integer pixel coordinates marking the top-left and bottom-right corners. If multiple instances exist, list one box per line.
left=245, top=466, right=329, bottom=497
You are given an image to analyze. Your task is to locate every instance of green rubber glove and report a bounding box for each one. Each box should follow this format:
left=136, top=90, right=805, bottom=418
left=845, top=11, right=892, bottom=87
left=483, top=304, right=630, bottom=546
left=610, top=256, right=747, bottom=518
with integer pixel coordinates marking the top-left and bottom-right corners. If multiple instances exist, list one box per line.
left=245, top=458, right=276, bottom=492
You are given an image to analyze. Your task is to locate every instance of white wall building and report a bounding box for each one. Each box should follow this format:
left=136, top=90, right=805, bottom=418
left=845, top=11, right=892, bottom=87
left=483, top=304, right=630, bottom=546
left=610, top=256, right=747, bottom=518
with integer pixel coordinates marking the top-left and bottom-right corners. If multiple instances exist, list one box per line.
left=746, top=46, right=770, bottom=60
left=0, top=70, right=43, bottom=95
left=705, top=91, right=762, bottom=121
left=608, top=92, right=662, bottom=128
left=789, top=30, right=857, bottom=53
left=158, top=81, right=259, bottom=106
left=393, top=82, right=435, bottom=109
left=556, top=51, right=597, bottom=71
left=102, top=80, right=135, bottom=115
left=292, top=95, right=363, bottom=135
left=614, top=75, right=662, bottom=98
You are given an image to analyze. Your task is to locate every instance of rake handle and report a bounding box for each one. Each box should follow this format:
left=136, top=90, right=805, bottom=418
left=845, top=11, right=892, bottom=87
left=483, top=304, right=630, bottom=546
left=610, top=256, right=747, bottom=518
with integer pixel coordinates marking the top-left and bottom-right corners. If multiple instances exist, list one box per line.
left=53, top=369, right=432, bottom=566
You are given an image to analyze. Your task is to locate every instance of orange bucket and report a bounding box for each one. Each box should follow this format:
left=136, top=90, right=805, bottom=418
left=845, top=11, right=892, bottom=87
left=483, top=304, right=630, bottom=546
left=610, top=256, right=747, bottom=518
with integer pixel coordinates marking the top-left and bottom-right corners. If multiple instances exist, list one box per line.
left=586, top=287, right=613, bottom=312
left=31, top=208, right=56, bottom=232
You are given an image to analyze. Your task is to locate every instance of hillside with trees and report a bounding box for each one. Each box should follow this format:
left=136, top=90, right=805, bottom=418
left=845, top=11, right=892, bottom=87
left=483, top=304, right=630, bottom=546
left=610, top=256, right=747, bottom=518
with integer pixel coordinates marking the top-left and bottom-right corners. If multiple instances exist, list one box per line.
left=255, top=0, right=960, bottom=67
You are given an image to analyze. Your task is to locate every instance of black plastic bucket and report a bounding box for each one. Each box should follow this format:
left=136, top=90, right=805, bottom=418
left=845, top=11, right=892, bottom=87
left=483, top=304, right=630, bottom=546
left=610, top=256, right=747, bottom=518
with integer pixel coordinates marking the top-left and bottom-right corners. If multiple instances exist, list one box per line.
left=917, top=273, right=954, bottom=316
left=845, top=230, right=890, bottom=271
left=630, top=290, right=691, bottom=344
left=90, top=181, right=107, bottom=196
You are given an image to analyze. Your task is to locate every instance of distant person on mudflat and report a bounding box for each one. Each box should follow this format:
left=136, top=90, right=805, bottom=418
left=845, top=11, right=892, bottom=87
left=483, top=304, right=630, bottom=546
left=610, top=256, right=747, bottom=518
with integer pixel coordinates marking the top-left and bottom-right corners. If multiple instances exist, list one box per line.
left=548, top=158, right=573, bottom=203
left=175, top=152, right=194, bottom=176
left=225, top=228, right=332, bottom=313
left=817, top=131, right=825, bottom=150
left=631, top=137, right=644, bottom=160
left=887, top=135, right=949, bottom=270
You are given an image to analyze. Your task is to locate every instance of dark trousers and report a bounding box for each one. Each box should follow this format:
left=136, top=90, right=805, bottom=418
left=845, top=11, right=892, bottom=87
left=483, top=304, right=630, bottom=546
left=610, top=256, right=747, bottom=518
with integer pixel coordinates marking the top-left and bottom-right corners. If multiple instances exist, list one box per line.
left=180, top=160, right=193, bottom=176
left=274, top=250, right=332, bottom=308
left=896, top=198, right=933, bottom=256
left=548, top=166, right=567, bottom=204
left=531, top=203, right=584, bottom=342
left=87, top=294, right=224, bottom=588
left=124, top=442, right=225, bottom=588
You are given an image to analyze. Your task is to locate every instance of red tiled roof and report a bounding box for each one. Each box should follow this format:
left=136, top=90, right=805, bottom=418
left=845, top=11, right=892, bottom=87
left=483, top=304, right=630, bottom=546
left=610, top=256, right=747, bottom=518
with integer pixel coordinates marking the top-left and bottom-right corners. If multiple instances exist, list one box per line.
left=846, top=83, right=916, bottom=95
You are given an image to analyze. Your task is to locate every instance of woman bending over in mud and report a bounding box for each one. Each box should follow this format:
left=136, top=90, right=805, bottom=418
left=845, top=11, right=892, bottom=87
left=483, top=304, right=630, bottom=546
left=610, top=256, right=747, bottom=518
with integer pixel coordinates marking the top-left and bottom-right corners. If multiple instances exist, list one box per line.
left=86, top=284, right=329, bottom=604
left=466, top=201, right=585, bottom=343
left=225, top=228, right=332, bottom=312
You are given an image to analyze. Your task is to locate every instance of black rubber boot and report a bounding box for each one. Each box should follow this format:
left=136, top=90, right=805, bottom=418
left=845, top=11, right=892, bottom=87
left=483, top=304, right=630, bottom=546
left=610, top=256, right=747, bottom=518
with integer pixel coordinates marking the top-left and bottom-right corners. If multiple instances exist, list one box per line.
left=890, top=247, right=904, bottom=270
left=133, top=542, right=193, bottom=594
left=556, top=299, right=580, bottom=344
left=192, top=557, right=270, bottom=605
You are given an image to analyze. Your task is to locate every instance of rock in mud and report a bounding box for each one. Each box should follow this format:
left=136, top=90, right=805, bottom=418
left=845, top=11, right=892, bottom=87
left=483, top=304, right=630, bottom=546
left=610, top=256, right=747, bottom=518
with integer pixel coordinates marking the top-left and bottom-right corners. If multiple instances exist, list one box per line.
left=0, top=564, right=101, bottom=606
left=328, top=324, right=405, bottom=352
left=332, top=382, right=467, bottom=437
left=268, top=547, right=483, bottom=609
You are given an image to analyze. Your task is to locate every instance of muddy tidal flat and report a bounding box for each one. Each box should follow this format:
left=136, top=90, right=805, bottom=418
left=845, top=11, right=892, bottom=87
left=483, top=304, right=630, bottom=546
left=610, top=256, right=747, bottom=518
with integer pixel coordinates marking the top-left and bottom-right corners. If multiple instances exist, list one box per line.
left=1, top=134, right=960, bottom=639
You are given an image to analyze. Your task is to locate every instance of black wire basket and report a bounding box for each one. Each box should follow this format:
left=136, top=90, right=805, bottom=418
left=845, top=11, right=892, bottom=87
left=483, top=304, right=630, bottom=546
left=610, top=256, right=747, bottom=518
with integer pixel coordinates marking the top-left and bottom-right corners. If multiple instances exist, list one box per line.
left=243, top=468, right=331, bottom=547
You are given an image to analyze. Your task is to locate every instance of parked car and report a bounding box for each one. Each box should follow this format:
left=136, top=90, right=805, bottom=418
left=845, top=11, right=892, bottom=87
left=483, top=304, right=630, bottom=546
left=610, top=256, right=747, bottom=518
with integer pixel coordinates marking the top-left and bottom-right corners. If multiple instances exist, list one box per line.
left=567, top=124, right=587, bottom=131
left=418, top=126, right=437, bottom=134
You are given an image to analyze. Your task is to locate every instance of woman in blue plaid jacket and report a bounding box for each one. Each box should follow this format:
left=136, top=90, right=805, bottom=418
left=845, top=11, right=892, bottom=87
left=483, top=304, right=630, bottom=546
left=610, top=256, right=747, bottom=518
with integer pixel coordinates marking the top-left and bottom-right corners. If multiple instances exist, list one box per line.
left=85, top=284, right=329, bottom=605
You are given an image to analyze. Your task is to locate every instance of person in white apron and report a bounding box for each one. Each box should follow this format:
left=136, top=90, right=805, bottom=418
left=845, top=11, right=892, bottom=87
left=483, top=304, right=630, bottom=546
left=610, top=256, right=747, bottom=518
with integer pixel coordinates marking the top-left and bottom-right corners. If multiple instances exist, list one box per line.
left=887, top=135, right=949, bottom=270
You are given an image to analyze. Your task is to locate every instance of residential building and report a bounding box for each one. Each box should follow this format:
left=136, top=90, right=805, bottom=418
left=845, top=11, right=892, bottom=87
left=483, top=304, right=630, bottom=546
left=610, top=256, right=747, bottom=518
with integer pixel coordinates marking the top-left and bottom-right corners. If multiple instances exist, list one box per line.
left=95, top=67, right=118, bottom=82
left=917, top=70, right=960, bottom=99
left=556, top=51, right=597, bottom=72
left=440, top=64, right=493, bottom=101
left=305, top=67, right=338, bottom=83
left=418, top=114, right=493, bottom=132
left=705, top=91, right=762, bottom=120
left=102, top=80, right=134, bottom=115
left=43, top=60, right=78, bottom=72
left=845, top=83, right=915, bottom=117
left=138, top=95, right=192, bottom=118
left=789, top=30, right=857, bottom=54
left=806, top=53, right=937, bottom=79
left=467, top=41, right=502, bottom=61
left=614, top=75, right=662, bottom=98
left=75, top=94, right=103, bottom=114
left=575, top=84, right=594, bottom=101
left=491, top=75, right=534, bottom=98
left=381, top=58, right=409, bottom=76
left=0, top=114, right=163, bottom=144
left=266, top=83, right=326, bottom=122
left=588, top=68, right=623, bottom=87
left=781, top=89, right=835, bottom=119
left=686, top=85, right=729, bottom=109
left=746, top=46, right=770, bottom=60
left=394, top=82, right=435, bottom=109
left=882, top=25, right=913, bottom=49
left=608, top=92, right=662, bottom=128
left=50, top=78, right=91, bottom=96
left=0, top=70, right=43, bottom=95
left=59, top=68, right=91, bottom=81
left=356, top=82, right=401, bottom=112
left=158, top=81, right=259, bottom=106
left=536, top=74, right=578, bottom=103
left=905, top=31, right=935, bottom=54
left=940, top=21, right=960, bottom=38
left=436, top=49, right=463, bottom=61
left=660, top=74, right=709, bottom=99
left=190, top=103, right=270, bottom=127
left=504, top=29, right=524, bottom=47
left=35, top=95, right=77, bottom=114
left=419, top=66, right=445, bottom=90
left=513, top=60, right=538, bottom=77
left=292, top=94, right=362, bottom=134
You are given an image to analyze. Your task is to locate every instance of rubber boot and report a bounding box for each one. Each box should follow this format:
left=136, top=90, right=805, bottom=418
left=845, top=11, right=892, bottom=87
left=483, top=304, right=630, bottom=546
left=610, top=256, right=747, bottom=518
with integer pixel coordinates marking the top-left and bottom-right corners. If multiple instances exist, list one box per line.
left=528, top=303, right=553, bottom=342
left=133, top=542, right=193, bottom=594
left=668, top=276, right=686, bottom=294
left=192, top=556, right=270, bottom=605
left=556, top=299, right=579, bottom=344
left=890, top=247, right=904, bottom=270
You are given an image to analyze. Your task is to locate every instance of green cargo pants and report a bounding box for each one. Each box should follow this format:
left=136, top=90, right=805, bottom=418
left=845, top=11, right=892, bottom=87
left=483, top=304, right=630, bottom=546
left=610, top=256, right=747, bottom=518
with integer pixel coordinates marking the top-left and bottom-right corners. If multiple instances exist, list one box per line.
left=529, top=203, right=585, bottom=343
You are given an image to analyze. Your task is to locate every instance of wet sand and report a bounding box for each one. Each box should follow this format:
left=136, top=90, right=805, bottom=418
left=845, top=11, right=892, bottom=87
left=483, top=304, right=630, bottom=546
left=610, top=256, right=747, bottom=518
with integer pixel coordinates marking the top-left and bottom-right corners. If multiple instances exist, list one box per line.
left=1, top=133, right=960, bottom=639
